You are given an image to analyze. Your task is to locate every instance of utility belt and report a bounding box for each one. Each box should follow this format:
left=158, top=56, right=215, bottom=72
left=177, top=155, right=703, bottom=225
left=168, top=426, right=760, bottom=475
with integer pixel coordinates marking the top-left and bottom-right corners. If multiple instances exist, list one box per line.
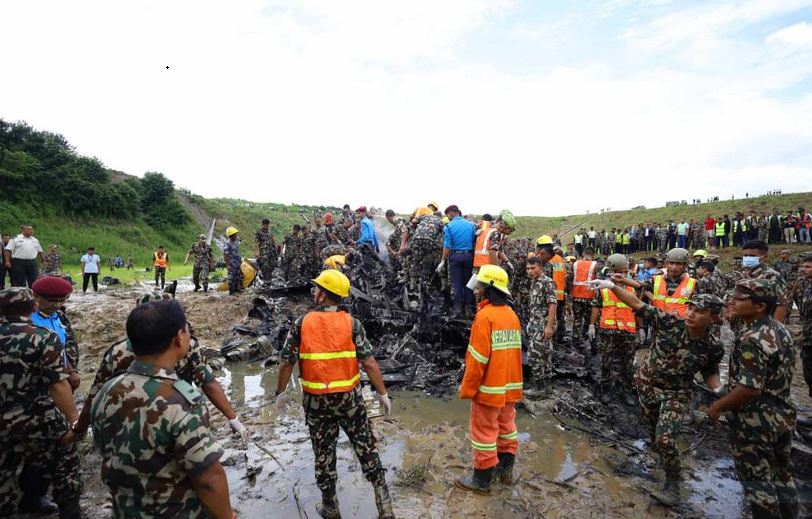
left=451, top=250, right=473, bottom=254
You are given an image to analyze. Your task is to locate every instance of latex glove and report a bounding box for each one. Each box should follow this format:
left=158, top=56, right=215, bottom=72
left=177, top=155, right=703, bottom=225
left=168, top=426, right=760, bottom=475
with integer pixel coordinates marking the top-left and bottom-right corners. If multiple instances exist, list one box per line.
left=638, top=329, right=646, bottom=344
left=586, top=279, right=615, bottom=290
left=435, top=261, right=445, bottom=274
left=712, top=384, right=728, bottom=398
left=587, top=324, right=596, bottom=340
left=376, top=392, right=392, bottom=415
left=229, top=417, right=250, bottom=443
left=274, top=391, right=292, bottom=414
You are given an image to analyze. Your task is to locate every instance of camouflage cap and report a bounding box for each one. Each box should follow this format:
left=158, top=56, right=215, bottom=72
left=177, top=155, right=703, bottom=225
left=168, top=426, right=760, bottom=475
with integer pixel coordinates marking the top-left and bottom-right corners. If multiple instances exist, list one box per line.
left=0, top=287, right=35, bottom=306
left=733, top=278, right=777, bottom=298
left=800, top=252, right=812, bottom=261
left=198, top=233, right=206, bottom=240
left=688, top=293, right=725, bottom=312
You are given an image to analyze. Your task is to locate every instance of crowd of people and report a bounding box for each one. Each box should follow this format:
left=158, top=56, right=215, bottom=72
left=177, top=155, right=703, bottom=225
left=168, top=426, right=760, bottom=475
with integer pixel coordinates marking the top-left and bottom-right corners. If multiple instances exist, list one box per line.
left=2, top=201, right=812, bottom=519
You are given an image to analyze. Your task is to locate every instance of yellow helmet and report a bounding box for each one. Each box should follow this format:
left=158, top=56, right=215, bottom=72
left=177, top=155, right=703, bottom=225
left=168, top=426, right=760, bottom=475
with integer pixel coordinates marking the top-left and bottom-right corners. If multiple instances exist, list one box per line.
left=414, top=206, right=433, bottom=218
left=312, top=269, right=351, bottom=298
left=469, top=264, right=511, bottom=295
left=693, top=249, right=708, bottom=258
left=323, top=255, right=346, bottom=270
left=225, top=226, right=239, bottom=237
left=536, top=235, right=553, bottom=245
left=428, top=201, right=440, bottom=211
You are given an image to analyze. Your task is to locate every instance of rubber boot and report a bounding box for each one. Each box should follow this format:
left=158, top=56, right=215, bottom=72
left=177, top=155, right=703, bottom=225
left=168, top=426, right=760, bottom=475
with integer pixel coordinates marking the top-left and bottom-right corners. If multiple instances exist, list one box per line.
left=455, top=467, right=493, bottom=495
left=494, top=453, right=516, bottom=485
left=203, top=283, right=209, bottom=293
left=316, top=491, right=341, bottom=519
left=649, top=479, right=680, bottom=507
left=58, top=496, right=81, bottom=519
left=373, top=483, right=395, bottom=519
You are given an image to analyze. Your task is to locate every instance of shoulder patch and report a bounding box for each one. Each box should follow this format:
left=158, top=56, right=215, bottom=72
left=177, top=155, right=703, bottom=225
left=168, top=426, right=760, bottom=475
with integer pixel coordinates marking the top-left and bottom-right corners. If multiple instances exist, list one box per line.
left=173, top=379, right=203, bottom=404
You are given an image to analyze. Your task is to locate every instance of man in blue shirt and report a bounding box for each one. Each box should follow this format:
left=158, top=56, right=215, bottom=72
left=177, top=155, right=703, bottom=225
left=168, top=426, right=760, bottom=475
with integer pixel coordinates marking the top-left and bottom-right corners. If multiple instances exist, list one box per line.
left=355, top=206, right=379, bottom=254
left=437, top=205, right=477, bottom=315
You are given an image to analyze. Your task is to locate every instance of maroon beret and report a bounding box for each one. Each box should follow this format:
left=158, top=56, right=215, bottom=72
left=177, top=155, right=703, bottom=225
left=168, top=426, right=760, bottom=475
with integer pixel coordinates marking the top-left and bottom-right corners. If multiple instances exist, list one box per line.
left=32, top=276, right=73, bottom=298
left=444, top=205, right=460, bottom=215
left=355, top=206, right=367, bottom=213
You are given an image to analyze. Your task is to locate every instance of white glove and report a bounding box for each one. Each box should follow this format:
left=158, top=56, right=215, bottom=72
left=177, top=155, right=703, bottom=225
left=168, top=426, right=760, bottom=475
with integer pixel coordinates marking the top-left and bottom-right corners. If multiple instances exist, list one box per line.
left=274, top=391, right=292, bottom=414
left=377, top=392, right=392, bottom=415
left=229, top=417, right=250, bottom=443
left=586, top=279, right=615, bottom=290
left=587, top=324, right=596, bottom=340
left=638, top=329, right=646, bottom=343
left=435, top=261, right=445, bottom=274
left=712, top=384, right=728, bottom=397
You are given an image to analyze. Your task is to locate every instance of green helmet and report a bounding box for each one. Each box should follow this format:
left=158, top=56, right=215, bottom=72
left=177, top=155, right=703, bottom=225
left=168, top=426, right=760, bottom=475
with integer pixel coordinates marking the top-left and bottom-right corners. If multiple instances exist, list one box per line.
left=499, top=210, right=516, bottom=230
left=666, top=248, right=690, bottom=263
left=606, top=254, right=628, bottom=271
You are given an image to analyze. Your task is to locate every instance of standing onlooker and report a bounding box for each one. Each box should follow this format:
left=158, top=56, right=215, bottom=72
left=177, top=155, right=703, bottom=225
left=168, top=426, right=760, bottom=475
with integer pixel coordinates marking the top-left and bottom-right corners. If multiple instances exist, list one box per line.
left=3, top=225, right=44, bottom=287
left=676, top=219, right=688, bottom=249
left=704, top=214, right=716, bottom=249
left=769, top=209, right=782, bottom=244
left=800, top=209, right=811, bottom=243
left=126, top=255, right=134, bottom=270
left=42, top=245, right=63, bottom=275
left=80, top=247, right=101, bottom=293
left=783, top=211, right=796, bottom=244
left=152, top=246, right=170, bottom=289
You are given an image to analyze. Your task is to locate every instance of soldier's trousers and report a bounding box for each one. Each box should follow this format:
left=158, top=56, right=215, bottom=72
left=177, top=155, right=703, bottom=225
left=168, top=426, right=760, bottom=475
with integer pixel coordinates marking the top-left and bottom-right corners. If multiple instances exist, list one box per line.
left=554, top=300, right=566, bottom=342
left=635, top=382, right=690, bottom=479
left=598, top=332, right=637, bottom=392
left=0, top=438, right=82, bottom=515
left=802, top=328, right=812, bottom=396
left=192, top=264, right=210, bottom=289
left=411, top=239, right=441, bottom=300
left=526, top=320, right=552, bottom=386
left=469, top=400, right=518, bottom=470
left=154, top=266, right=166, bottom=289
left=257, top=255, right=276, bottom=281
left=227, top=264, right=243, bottom=294
left=729, top=421, right=797, bottom=519
left=571, top=299, right=592, bottom=342
left=303, top=388, right=385, bottom=494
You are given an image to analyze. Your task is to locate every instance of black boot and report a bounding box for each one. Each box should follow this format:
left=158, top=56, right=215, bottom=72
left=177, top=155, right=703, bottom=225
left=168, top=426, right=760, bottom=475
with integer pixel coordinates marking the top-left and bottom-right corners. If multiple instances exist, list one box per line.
left=455, top=467, right=493, bottom=495
left=373, top=482, right=395, bottom=519
left=203, top=283, right=208, bottom=293
left=194, top=284, right=200, bottom=292
left=317, top=491, right=341, bottom=519
left=19, top=495, right=59, bottom=515
left=494, top=453, right=516, bottom=485
left=58, top=496, right=81, bottom=519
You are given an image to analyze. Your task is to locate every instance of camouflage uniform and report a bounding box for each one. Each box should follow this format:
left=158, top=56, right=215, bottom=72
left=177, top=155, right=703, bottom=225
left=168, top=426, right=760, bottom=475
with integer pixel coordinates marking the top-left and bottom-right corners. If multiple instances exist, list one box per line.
left=798, top=277, right=812, bottom=395
left=525, top=275, right=558, bottom=387
left=255, top=228, right=278, bottom=282
left=633, top=299, right=723, bottom=480
left=42, top=253, right=62, bottom=275
left=223, top=239, right=242, bottom=294
left=386, top=217, right=407, bottom=274
left=90, top=360, right=223, bottom=517
left=506, top=239, right=533, bottom=325
left=409, top=215, right=443, bottom=298
left=728, top=264, right=788, bottom=335
left=279, top=308, right=386, bottom=494
left=282, top=232, right=305, bottom=282
left=187, top=241, right=214, bottom=291
left=320, top=244, right=347, bottom=263
left=727, top=281, right=798, bottom=518
left=592, top=286, right=638, bottom=394
left=0, top=291, right=82, bottom=515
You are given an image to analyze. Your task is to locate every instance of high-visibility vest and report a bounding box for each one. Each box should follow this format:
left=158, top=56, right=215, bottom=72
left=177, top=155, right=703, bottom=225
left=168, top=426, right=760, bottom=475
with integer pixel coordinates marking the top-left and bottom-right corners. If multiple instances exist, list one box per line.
left=298, top=311, right=360, bottom=395
left=622, top=233, right=631, bottom=245
left=571, top=260, right=597, bottom=300
left=153, top=252, right=167, bottom=268
left=715, top=222, right=726, bottom=237
left=473, top=222, right=495, bottom=268
left=652, top=275, right=696, bottom=319
left=549, top=255, right=566, bottom=301
left=460, top=301, right=523, bottom=407
left=599, top=286, right=637, bottom=333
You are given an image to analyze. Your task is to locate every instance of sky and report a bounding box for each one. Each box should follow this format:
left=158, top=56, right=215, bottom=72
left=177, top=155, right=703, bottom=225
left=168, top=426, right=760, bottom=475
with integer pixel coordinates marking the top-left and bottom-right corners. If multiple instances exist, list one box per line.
left=2, top=0, right=811, bottom=216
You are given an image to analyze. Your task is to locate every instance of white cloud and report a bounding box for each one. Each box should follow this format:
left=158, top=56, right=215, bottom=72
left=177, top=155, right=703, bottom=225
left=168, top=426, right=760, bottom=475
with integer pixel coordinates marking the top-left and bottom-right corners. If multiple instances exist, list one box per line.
left=0, top=0, right=810, bottom=218
left=767, top=21, right=812, bottom=55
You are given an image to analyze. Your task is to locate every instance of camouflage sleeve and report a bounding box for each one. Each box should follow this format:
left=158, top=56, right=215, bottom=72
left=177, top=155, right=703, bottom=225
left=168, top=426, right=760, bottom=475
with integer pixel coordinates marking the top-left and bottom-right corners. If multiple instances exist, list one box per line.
left=87, top=341, right=131, bottom=402
left=773, top=273, right=789, bottom=306
left=543, top=277, right=557, bottom=305
left=641, top=280, right=654, bottom=293
left=489, top=231, right=502, bottom=252
left=59, top=312, right=80, bottom=370
left=39, top=330, right=69, bottom=385
left=172, top=404, right=223, bottom=477
left=279, top=316, right=304, bottom=365
left=179, top=338, right=216, bottom=387
left=352, top=318, right=373, bottom=361
left=733, top=335, right=769, bottom=390
left=591, top=290, right=602, bottom=308
left=634, top=303, right=666, bottom=325
left=699, top=344, right=723, bottom=380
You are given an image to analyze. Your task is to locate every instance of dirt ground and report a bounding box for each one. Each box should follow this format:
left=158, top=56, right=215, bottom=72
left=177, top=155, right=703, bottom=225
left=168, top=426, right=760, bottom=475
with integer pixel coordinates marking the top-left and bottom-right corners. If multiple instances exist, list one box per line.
left=43, top=280, right=812, bottom=518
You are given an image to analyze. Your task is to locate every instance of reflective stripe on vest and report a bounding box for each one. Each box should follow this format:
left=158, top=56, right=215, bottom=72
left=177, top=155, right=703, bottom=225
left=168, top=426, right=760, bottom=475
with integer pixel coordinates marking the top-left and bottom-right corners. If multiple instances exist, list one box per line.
left=652, top=275, right=696, bottom=319
left=550, top=256, right=566, bottom=301
left=473, top=224, right=495, bottom=267
left=299, top=311, right=361, bottom=394
left=599, top=287, right=637, bottom=332
left=571, top=260, right=597, bottom=299
left=715, top=223, right=726, bottom=236
left=153, top=252, right=167, bottom=268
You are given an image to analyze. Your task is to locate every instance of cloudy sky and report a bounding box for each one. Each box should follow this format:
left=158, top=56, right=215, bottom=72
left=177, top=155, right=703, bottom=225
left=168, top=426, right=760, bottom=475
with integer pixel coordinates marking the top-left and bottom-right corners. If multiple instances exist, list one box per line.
left=2, top=0, right=811, bottom=215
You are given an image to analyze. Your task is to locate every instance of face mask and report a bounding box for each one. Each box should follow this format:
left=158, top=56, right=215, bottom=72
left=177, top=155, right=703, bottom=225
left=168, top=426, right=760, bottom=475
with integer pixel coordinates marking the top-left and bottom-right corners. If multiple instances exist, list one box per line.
left=742, top=256, right=760, bottom=268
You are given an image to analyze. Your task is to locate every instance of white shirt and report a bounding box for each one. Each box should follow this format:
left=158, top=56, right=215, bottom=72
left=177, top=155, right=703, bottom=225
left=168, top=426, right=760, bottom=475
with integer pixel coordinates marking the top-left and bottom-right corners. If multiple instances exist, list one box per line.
left=587, top=230, right=596, bottom=239
left=5, top=234, right=43, bottom=260
left=81, top=254, right=101, bottom=274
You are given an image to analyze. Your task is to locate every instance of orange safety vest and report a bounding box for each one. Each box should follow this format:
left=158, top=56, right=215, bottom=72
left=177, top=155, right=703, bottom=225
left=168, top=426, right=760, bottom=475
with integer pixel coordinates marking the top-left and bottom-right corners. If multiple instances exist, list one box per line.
left=298, top=311, right=361, bottom=394
left=571, top=259, right=597, bottom=300
left=473, top=222, right=495, bottom=268
left=599, top=286, right=637, bottom=333
left=153, top=252, right=168, bottom=268
left=652, top=275, right=696, bottom=319
left=460, top=301, right=523, bottom=407
left=549, top=255, right=566, bottom=301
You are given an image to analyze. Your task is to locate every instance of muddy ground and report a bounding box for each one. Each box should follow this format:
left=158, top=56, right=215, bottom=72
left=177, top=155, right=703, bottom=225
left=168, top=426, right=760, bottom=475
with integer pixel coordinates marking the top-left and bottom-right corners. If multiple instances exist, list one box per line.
left=43, top=279, right=812, bottom=518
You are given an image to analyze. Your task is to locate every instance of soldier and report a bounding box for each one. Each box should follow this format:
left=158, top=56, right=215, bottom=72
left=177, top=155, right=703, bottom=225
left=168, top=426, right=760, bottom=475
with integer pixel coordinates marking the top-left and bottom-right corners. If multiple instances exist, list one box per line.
left=524, top=256, right=558, bottom=393
left=90, top=300, right=234, bottom=518
left=408, top=207, right=444, bottom=306
left=695, top=261, right=723, bottom=297
left=706, top=279, right=799, bottom=519
left=505, top=238, right=533, bottom=325
left=590, top=277, right=725, bottom=505
left=184, top=234, right=215, bottom=292
left=487, top=210, right=517, bottom=268
left=588, top=253, right=640, bottom=405
left=255, top=218, right=279, bottom=282
left=30, top=276, right=81, bottom=389
left=282, top=224, right=305, bottom=283
left=642, top=248, right=696, bottom=321
left=42, top=244, right=62, bottom=275
left=274, top=270, right=395, bottom=519
left=798, top=255, right=812, bottom=397
left=772, top=249, right=798, bottom=285
left=385, top=209, right=407, bottom=276
left=223, top=226, right=242, bottom=295
left=570, top=247, right=598, bottom=343
left=739, top=240, right=789, bottom=322
left=0, top=288, right=82, bottom=518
